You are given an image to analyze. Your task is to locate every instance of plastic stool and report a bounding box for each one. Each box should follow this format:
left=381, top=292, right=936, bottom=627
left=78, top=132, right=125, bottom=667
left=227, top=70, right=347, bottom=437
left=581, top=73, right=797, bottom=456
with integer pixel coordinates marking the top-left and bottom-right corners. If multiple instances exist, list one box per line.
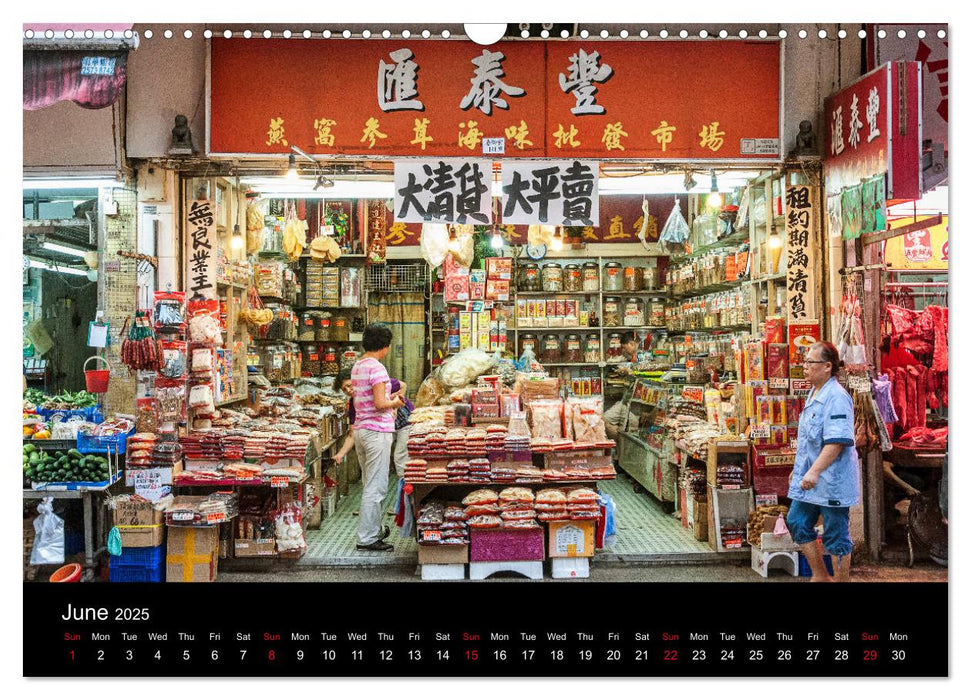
left=751, top=545, right=800, bottom=578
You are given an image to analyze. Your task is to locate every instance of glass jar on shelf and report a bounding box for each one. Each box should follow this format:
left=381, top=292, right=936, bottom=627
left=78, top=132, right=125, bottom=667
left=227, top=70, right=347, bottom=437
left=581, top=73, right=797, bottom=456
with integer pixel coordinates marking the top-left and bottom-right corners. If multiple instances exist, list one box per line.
left=519, top=333, right=539, bottom=357
left=582, top=262, right=600, bottom=291
left=606, top=333, right=625, bottom=362
left=519, top=263, right=541, bottom=292
left=603, top=262, right=624, bottom=291
left=604, top=296, right=624, bottom=327
left=623, top=297, right=645, bottom=327
left=564, top=264, right=583, bottom=292
left=583, top=333, right=601, bottom=363
left=563, top=333, right=583, bottom=363
left=542, top=263, right=563, bottom=292
left=540, top=334, right=562, bottom=364
left=624, top=265, right=644, bottom=292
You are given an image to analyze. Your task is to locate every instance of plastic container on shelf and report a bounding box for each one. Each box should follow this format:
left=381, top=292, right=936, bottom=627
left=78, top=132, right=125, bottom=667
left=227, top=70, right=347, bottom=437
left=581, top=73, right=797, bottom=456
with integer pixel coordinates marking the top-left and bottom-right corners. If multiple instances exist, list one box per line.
left=582, top=262, right=600, bottom=292
left=606, top=333, right=625, bottom=361
left=331, top=315, right=349, bottom=342
left=298, top=312, right=317, bottom=342
left=644, top=266, right=658, bottom=290
left=542, top=263, right=563, bottom=292
left=563, top=264, right=583, bottom=292
left=603, top=262, right=624, bottom=291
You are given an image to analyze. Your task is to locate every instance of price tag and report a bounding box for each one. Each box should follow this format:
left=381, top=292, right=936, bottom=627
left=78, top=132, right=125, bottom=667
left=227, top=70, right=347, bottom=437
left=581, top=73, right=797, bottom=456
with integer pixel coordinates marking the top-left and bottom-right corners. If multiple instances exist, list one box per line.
left=206, top=512, right=224, bottom=523
left=749, top=423, right=771, bottom=439
left=270, top=476, right=290, bottom=488
left=769, top=377, right=790, bottom=389
left=172, top=512, right=194, bottom=521
left=755, top=494, right=779, bottom=506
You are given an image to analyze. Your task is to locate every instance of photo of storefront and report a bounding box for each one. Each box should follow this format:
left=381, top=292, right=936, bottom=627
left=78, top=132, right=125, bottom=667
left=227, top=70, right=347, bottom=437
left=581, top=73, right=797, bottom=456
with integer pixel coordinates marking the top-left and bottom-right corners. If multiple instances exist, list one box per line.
left=21, top=22, right=948, bottom=584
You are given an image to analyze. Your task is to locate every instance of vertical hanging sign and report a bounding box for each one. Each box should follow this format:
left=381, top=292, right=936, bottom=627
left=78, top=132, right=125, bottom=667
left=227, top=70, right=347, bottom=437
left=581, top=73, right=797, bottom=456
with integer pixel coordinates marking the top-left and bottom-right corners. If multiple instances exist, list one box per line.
left=785, top=185, right=816, bottom=322
left=184, top=200, right=217, bottom=300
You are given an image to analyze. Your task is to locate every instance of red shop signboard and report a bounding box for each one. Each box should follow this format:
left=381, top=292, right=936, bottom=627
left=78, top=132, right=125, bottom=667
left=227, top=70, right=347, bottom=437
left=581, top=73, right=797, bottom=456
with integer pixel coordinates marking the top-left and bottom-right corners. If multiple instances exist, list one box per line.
left=209, top=39, right=781, bottom=160
left=822, top=61, right=922, bottom=199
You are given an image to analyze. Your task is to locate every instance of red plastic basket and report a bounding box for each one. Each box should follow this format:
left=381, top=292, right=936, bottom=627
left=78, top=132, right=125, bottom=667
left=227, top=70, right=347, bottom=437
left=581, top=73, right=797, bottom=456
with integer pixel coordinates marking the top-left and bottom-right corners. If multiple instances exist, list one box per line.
left=50, top=563, right=83, bottom=583
left=84, top=356, right=110, bottom=394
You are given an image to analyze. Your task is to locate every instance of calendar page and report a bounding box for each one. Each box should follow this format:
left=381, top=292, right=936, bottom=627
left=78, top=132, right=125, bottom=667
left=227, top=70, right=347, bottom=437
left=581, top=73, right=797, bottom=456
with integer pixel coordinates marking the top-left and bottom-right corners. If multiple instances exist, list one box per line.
left=19, top=14, right=950, bottom=685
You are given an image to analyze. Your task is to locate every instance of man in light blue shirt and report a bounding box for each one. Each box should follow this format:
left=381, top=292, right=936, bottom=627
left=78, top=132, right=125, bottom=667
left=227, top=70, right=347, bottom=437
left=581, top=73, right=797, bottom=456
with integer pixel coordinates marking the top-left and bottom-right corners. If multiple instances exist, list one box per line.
left=786, top=342, right=860, bottom=582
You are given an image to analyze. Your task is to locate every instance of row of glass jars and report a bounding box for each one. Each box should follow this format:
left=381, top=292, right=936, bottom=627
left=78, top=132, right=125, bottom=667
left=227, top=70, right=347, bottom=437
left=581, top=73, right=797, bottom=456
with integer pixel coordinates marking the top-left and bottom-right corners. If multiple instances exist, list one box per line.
left=602, top=297, right=667, bottom=327
left=519, top=262, right=660, bottom=293
left=663, top=289, right=751, bottom=331
left=518, top=331, right=639, bottom=364
left=297, top=311, right=352, bottom=342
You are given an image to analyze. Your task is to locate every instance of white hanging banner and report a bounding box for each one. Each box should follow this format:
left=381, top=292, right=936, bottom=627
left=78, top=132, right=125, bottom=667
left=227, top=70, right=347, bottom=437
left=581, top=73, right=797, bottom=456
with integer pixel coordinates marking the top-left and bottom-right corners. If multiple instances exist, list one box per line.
left=500, top=160, right=600, bottom=226
left=393, top=159, right=492, bottom=224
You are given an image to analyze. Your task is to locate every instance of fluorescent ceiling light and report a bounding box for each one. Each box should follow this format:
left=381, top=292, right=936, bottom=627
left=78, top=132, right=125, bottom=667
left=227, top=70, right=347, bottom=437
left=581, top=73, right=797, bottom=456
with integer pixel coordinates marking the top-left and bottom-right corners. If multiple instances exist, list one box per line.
left=598, top=171, right=764, bottom=195
left=23, top=178, right=122, bottom=190
left=242, top=177, right=395, bottom=199
left=28, top=259, right=88, bottom=276
left=42, top=241, right=89, bottom=257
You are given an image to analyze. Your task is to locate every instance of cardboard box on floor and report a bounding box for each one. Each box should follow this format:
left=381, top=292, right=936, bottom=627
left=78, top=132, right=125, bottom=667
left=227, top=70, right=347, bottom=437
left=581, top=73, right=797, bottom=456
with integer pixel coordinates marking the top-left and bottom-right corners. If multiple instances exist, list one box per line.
left=547, top=520, right=595, bottom=558
left=418, top=544, right=468, bottom=565
left=235, top=538, right=277, bottom=557
left=166, top=526, right=218, bottom=582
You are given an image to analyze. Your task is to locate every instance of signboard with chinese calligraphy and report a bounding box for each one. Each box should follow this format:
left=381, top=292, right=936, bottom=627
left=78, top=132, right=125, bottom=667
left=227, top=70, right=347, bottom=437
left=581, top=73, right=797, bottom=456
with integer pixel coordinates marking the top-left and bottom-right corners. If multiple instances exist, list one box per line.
left=785, top=185, right=816, bottom=322
left=209, top=39, right=781, bottom=160
left=823, top=62, right=922, bottom=199
left=884, top=215, right=949, bottom=270
left=184, top=199, right=217, bottom=300
left=393, top=160, right=492, bottom=224
left=500, top=160, right=599, bottom=226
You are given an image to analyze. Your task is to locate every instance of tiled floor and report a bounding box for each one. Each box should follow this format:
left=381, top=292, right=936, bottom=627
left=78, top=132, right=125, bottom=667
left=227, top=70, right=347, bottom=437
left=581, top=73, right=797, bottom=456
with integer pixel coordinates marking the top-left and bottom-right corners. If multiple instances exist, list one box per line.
left=299, top=474, right=731, bottom=566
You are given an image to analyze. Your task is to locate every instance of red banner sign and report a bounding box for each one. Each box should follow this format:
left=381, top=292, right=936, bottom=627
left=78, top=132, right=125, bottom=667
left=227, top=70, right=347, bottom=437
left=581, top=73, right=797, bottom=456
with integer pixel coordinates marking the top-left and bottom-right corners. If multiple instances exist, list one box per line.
left=209, top=39, right=781, bottom=160
left=823, top=62, right=922, bottom=199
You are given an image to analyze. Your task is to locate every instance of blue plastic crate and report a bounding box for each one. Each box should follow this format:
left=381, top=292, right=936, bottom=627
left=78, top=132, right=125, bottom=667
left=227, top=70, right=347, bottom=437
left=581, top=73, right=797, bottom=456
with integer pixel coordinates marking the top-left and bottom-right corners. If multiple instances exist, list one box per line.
left=37, top=407, right=103, bottom=423
left=110, top=544, right=164, bottom=569
left=797, top=552, right=835, bottom=577
left=109, top=563, right=164, bottom=583
left=77, top=429, right=132, bottom=455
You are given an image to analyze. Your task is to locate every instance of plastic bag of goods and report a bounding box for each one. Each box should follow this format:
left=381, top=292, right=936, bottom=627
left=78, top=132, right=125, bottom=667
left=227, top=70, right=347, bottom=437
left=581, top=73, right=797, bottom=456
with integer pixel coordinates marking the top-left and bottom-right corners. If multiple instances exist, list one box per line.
left=567, top=396, right=607, bottom=443
left=529, top=398, right=564, bottom=440
left=30, top=497, right=65, bottom=566
left=415, top=373, right=446, bottom=408
left=438, top=348, right=496, bottom=389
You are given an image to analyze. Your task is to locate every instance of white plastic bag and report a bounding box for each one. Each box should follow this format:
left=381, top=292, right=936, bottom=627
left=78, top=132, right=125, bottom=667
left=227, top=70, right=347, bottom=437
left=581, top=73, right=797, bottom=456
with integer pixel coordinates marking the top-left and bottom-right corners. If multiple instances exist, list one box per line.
left=420, top=223, right=449, bottom=268
left=31, top=497, right=65, bottom=566
left=660, top=197, right=690, bottom=247
left=438, top=348, right=496, bottom=388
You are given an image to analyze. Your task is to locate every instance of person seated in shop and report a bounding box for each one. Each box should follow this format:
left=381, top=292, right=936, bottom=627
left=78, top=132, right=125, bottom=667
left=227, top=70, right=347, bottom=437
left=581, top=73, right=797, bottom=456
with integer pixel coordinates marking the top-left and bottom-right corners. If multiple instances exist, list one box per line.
left=602, top=333, right=641, bottom=441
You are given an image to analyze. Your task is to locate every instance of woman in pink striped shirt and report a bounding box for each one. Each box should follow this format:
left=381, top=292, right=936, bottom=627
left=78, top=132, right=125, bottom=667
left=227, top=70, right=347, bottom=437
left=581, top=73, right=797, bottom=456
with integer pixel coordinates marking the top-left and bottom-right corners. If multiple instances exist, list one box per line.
left=351, top=324, right=405, bottom=551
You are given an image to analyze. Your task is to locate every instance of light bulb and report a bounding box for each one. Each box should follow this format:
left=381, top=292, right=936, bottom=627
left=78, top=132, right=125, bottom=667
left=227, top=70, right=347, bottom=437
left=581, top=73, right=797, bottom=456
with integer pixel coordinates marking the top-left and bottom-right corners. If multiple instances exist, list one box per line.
left=550, top=233, right=564, bottom=251
left=768, top=233, right=783, bottom=249
left=231, top=225, right=245, bottom=250
left=490, top=231, right=503, bottom=249
left=708, top=169, right=721, bottom=208
left=285, top=153, right=298, bottom=182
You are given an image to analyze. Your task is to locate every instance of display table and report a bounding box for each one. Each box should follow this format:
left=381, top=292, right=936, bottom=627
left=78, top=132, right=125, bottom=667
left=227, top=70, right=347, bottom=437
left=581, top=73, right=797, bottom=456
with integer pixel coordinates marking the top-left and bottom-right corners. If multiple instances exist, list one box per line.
left=618, top=432, right=678, bottom=504
left=407, top=478, right=606, bottom=506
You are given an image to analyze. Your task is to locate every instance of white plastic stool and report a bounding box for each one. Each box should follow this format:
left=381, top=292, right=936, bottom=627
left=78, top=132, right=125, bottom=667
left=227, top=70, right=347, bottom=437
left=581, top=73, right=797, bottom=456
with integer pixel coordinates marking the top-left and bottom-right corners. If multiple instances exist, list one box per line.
left=469, top=560, right=544, bottom=580
left=751, top=545, right=800, bottom=578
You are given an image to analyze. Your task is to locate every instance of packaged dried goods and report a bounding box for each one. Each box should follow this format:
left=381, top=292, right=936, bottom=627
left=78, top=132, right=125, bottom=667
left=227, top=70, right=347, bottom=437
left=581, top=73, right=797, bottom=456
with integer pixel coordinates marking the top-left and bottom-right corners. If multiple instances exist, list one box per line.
left=529, top=398, right=563, bottom=440
left=567, top=488, right=599, bottom=504
left=467, top=514, right=502, bottom=529
left=567, top=396, right=607, bottom=443
left=462, top=489, right=499, bottom=506
left=154, top=291, right=186, bottom=331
